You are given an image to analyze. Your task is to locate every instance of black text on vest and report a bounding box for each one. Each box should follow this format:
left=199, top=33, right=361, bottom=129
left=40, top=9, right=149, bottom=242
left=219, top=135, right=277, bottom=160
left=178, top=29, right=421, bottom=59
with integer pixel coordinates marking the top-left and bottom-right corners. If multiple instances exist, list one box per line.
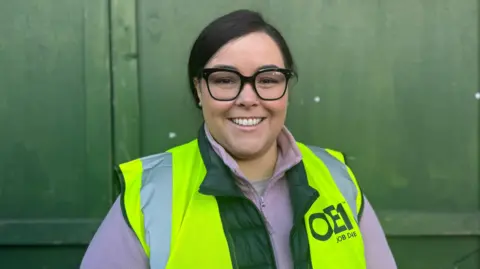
left=308, top=202, right=356, bottom=243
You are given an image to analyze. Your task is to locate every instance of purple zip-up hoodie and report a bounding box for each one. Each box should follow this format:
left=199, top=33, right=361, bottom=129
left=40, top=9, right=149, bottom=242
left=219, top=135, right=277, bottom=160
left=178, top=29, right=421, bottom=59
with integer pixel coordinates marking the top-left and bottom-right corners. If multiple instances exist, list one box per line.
left=80, top=126, right=397, bottom=269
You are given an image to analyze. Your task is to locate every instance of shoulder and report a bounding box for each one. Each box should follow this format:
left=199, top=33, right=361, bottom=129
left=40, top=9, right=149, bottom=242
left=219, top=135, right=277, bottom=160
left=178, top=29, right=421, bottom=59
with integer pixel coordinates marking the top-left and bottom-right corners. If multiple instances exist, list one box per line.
left=118, top=138, right=198, bottom=175
left=116, top=139, right=202, bottom=188
left=119, top=139, right=199, bottom=172
left=296, top=142, right=347, bottom=164
left=116, top=152, right=173, bottom=183
left=115, top=152, right=174, bottom=194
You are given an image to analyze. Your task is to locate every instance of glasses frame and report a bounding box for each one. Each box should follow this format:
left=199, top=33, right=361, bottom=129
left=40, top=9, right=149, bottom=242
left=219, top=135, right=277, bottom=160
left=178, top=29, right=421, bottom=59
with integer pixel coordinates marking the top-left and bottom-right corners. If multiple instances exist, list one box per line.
left=200, top=67, right=296, bottom=101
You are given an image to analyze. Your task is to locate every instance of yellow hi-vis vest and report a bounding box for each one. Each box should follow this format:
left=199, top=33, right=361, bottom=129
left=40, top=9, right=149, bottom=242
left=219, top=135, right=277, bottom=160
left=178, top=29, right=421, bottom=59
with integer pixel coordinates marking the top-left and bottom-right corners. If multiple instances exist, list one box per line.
left=118, top=139, right=366, bottom=269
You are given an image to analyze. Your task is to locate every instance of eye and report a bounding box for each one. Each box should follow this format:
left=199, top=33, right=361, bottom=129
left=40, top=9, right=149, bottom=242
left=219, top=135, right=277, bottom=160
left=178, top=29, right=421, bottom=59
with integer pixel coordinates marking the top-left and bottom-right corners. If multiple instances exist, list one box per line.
left=213, top=78, right=236, bottom=84
left=208, top=71, right=240, bottom=86
left=257, top=72, right=285, bottom=85
left=258, top=78, right=279, bottom=84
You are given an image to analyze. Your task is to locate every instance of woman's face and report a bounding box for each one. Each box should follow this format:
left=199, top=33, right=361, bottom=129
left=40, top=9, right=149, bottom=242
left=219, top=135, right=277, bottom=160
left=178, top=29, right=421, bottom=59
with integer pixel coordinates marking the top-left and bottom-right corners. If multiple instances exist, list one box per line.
left=196, top=32, right=289, bottom=160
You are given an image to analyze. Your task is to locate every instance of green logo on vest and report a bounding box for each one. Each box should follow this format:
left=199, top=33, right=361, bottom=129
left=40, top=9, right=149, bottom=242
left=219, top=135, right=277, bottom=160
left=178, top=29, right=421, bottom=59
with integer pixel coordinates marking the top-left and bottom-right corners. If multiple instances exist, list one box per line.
left=309, top=202, right=357, bottom=243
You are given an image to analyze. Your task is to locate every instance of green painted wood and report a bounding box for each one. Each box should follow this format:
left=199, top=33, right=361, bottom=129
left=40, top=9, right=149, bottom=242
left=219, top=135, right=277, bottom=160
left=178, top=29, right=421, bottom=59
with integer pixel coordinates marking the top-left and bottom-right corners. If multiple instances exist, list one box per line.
left=390, top=237, right=479, bottom=269
left=0, top=219, right=101, bottom=245
left=134, top=0, right=479, bottom=268
left=110, top=0, right=141, bottom=196
left=111, top=0, right=141, bottom=166
left=0, top=0, right=112, bottom=267
left=380, top=211, right=480, bottom=236
left=0, top=247, right=87, bottom=269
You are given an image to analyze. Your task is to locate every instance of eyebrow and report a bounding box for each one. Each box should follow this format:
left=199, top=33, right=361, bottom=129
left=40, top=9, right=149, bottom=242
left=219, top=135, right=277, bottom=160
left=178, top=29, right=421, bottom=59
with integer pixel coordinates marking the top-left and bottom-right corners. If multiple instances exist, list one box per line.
left=211, top=64, right=282, bottom=72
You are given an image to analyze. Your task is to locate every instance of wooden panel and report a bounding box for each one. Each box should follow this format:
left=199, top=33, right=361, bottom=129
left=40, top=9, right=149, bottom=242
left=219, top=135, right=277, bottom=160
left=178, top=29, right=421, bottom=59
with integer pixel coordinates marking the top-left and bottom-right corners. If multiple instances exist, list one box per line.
left=0, top=0, right=112, bottom=267
left=111, top=0, right=141, bottom=166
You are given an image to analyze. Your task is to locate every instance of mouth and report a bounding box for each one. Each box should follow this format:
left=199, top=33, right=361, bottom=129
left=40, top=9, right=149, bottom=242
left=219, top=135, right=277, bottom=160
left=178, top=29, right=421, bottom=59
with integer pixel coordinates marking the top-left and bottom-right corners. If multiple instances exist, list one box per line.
left=228, top=117, right=266, bottom=127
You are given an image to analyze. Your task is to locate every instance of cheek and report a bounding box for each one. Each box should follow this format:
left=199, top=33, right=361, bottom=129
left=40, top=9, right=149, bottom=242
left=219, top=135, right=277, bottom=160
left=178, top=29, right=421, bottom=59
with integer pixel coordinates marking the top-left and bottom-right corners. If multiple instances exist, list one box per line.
left=202, top=97, right=234, bottom=120
left=264, top=98, right=288, bottom=116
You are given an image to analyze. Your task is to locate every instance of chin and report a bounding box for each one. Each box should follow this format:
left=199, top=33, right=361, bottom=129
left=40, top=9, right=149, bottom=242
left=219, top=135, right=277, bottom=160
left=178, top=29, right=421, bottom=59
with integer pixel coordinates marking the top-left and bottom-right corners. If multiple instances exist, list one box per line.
left=227, top=142, right=266, bottom=159
left=230, top=149, right=261, bottom=160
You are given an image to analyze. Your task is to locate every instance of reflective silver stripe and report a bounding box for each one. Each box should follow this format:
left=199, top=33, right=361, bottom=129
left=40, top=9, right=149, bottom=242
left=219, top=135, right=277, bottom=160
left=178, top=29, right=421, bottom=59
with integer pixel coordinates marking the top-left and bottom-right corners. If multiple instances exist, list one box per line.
left=306, top=146, right=359, bottom=223
left=140, top=152, right=173, bottom=268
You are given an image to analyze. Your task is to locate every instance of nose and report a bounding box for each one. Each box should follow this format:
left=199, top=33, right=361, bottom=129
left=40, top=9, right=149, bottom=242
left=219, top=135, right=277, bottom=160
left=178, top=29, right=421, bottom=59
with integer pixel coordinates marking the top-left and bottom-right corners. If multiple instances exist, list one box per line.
left=235, top=82, right=259, bottom=107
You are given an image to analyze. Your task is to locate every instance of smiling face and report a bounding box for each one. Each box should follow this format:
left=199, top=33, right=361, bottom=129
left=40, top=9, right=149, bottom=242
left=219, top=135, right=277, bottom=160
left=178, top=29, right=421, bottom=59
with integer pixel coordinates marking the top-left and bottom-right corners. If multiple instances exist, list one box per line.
left=195, top=32, right=289, bottom=160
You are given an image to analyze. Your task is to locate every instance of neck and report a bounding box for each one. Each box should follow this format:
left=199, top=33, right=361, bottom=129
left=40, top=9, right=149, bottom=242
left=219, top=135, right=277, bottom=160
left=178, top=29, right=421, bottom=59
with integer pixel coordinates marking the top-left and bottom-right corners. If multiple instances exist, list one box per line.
left=236, top=142, right=278, bottom=182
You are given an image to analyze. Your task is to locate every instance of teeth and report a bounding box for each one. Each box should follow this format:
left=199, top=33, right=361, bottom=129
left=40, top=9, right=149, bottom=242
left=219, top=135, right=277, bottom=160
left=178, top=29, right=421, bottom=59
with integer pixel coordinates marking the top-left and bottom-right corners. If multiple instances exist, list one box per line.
left=231, top=118, right=263, bottom=126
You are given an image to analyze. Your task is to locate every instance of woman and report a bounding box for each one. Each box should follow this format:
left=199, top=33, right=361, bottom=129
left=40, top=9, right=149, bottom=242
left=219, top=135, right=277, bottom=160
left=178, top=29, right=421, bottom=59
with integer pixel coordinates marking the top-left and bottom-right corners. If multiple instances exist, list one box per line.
left=81, top=9, right=397, bottom=269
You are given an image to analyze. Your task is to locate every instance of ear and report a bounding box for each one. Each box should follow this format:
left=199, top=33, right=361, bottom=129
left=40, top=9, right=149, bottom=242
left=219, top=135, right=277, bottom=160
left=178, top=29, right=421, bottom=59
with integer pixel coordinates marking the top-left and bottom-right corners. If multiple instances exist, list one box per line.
left=193, top=78, right=202, bottom=106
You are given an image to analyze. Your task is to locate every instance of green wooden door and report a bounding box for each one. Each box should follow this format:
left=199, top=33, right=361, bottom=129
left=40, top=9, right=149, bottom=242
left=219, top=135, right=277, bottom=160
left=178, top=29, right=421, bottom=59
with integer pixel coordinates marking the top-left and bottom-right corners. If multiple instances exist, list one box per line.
left=0, top=0, right=112, bottom=268
left=122, top=0, right=479, bottom=268
left=1, top=0, right=478, bottom=268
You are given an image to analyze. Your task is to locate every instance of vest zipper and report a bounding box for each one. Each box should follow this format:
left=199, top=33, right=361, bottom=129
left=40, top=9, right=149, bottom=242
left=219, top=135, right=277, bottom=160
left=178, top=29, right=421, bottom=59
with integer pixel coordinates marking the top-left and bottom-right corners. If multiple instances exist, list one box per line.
left=243, top=196, right=278, bottom=269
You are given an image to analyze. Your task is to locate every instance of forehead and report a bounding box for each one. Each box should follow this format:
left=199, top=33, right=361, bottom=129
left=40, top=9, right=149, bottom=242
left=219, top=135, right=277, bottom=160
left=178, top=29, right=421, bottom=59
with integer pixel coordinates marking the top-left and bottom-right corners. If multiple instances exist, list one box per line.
left=206, top=32, right=285, bottom=73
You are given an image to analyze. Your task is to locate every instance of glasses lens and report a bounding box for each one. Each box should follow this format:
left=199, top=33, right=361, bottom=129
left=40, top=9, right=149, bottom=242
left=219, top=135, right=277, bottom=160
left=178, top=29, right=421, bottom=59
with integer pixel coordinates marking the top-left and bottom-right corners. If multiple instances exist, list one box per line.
left=255, top=71, right=287, bottom=99
left=207, top=71, right=241, bottom=100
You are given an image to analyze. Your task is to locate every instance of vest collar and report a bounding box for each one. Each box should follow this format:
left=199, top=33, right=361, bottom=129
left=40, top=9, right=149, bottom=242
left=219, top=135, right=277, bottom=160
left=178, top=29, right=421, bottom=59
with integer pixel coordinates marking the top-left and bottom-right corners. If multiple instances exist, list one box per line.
left=196, top=125, right=319, bottom=222
left=285, top=163, right=319, bottom=224
left=197, top=125, right=244, bottom=197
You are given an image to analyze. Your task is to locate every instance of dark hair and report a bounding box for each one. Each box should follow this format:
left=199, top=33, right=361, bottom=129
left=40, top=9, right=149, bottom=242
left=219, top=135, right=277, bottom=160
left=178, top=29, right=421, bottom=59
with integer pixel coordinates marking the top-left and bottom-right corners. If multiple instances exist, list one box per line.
left=188, top=9, right=296, bottom=108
